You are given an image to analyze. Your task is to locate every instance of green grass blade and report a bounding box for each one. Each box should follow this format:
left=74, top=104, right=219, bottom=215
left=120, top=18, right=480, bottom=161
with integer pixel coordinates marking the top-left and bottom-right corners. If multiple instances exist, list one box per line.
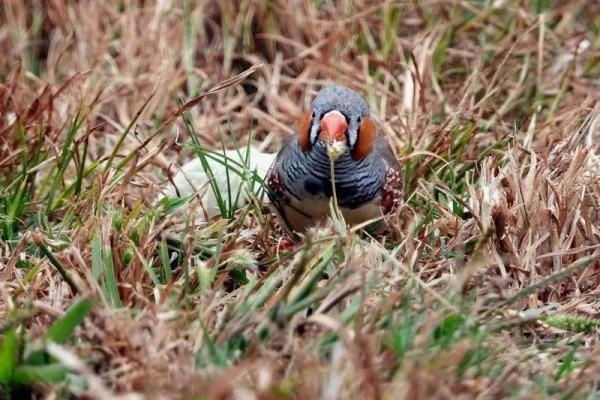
left=0, top=328, right=17, bottom=385
left=45, top=297, right=94, bottom=344
left=36, top=241, right=79, bottom=294
left=183, top=114, right=227, bottom=216
left=91, top=234, right=102, bottom=281
left=102, top=93, right=154, bottom=174
left=130, top=242, right=161, bottom=287
left=159, top=238, right=173, bottom=283
left=46, top=112, right=85, bottom=213
left=101, top=245, right=122, bottom=308
left=14, top=363, right=69, bottom=385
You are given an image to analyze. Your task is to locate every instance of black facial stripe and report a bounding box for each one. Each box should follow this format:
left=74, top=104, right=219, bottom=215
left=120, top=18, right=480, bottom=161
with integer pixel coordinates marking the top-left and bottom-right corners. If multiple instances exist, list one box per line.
left=354, top=120, right=361, bottom=145
left=313, top=127, right=321, bottom=145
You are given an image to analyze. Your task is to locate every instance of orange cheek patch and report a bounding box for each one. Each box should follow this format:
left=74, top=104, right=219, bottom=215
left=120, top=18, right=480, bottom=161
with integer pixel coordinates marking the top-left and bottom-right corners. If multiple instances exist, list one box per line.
left=298, top=111, right=312, bottom=152
left=352, top=117, right=376, bottom=160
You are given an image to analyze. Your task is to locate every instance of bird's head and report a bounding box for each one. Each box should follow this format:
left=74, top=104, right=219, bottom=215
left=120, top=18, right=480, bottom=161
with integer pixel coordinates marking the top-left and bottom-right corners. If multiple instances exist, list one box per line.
left=297, top=85, right=376, bottom=161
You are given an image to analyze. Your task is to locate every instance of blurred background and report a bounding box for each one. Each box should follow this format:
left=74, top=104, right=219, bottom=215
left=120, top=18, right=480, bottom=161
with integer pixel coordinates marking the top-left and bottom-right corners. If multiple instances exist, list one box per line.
left=2, top=0, right=598, bottom=173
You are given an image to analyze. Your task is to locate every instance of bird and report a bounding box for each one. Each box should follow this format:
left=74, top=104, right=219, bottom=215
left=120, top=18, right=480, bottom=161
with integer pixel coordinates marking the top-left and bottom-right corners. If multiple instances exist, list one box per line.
left=266, top=85, right=403, bottom=235
left=156, top=85, right=403, bottom=236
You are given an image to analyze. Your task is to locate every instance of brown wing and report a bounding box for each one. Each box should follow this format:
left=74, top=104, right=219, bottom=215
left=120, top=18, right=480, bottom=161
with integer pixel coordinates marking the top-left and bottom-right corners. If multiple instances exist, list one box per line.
left=375, top=135, right=399, bottom=164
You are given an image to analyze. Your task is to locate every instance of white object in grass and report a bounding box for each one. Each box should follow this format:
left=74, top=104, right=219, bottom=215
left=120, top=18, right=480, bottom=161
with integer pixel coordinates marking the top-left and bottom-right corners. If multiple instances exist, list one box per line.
left=157, top=146, right=275, bottom=218
left=326, top=141, right=347, bottom=162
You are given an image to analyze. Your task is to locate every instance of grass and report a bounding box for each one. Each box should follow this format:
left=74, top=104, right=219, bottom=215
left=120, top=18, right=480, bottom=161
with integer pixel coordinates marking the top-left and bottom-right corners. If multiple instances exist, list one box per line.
left=1, top=0, right=600, bottom=398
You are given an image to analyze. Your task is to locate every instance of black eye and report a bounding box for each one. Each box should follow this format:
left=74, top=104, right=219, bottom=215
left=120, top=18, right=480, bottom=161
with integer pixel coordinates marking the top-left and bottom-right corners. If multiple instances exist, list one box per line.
left=357, top=116, right=362, bottom=123
left=312, top=112, right=316, bottom=118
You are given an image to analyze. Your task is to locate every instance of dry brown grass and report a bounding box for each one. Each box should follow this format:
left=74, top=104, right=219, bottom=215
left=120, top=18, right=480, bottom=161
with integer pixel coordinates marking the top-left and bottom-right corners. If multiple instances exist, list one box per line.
left=1, top=0, right=600, bottom=399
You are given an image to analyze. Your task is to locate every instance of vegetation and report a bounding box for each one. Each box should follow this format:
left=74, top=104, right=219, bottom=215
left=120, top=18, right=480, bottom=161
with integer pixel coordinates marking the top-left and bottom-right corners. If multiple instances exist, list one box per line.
left=1, top=0, right=599, bottom=398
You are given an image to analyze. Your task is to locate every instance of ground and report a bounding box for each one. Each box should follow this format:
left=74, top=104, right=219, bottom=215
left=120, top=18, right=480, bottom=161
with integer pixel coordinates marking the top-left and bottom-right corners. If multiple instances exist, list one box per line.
left=1, top=1, right=600, bottom=399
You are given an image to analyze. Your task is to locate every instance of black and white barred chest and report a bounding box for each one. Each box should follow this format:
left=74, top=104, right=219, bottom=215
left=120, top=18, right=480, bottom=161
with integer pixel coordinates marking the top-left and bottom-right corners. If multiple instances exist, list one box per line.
left=279, top=147, right=385, bottom=209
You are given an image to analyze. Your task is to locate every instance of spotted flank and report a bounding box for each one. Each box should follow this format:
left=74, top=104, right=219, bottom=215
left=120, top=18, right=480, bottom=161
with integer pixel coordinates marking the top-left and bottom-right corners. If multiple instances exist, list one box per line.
left=380, top=164, right=403, bottom=213
left=266, top=169, right=284, bottom=197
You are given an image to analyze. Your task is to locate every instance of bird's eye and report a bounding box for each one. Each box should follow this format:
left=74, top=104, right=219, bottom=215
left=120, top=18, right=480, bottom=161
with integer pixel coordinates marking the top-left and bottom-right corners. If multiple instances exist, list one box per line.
left=357, top=116, right=362, bottom=123
left=312, top=112, right=316, bottom=118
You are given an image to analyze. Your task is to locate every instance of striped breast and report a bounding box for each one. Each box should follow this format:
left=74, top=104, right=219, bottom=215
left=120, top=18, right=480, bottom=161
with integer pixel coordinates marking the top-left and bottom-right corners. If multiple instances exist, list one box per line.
left=267, top=138, right=390, bottom=233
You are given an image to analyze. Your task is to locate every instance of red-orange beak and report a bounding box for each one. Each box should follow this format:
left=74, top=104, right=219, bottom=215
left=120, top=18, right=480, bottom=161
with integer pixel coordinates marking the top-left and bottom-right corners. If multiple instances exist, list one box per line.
left=318, top=110, right=347, bottom=144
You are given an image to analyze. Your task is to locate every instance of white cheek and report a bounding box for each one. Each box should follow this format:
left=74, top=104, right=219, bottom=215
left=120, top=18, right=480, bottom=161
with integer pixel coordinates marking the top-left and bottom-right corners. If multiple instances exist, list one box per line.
left=347, top=125, right=358, bottom=147
left=309, top=123, right=320, bottom=144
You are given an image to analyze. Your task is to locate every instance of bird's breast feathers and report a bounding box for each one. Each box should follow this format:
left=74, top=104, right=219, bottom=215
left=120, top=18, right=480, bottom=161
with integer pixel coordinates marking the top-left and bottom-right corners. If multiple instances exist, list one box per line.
left=266, top=161, right=402, bottom=233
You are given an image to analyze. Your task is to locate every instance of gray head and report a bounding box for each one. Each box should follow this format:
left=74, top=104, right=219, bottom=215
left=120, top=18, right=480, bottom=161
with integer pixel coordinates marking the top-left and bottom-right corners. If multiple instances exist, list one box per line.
left=298, top=85, right=375, bottom=159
